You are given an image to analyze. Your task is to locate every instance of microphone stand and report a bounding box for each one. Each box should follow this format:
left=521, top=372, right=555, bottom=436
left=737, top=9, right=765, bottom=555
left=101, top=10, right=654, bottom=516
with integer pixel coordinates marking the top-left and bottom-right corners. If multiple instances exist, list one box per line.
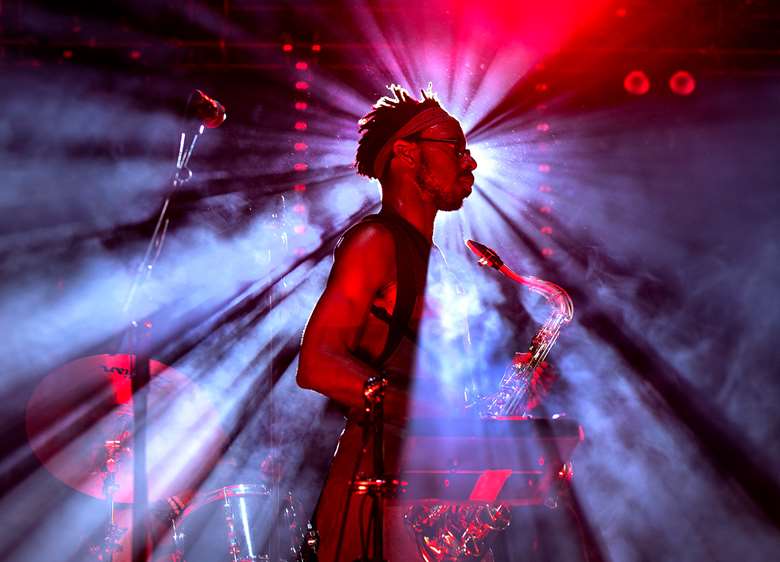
left=122, top=93, right=223, bottom=562
left=353, top=377, right=389, bottom=562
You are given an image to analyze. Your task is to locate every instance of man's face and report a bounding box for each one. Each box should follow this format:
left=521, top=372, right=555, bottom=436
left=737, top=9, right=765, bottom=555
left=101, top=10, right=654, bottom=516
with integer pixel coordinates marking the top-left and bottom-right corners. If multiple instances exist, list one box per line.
left=414, top=120, right=478, bottom=211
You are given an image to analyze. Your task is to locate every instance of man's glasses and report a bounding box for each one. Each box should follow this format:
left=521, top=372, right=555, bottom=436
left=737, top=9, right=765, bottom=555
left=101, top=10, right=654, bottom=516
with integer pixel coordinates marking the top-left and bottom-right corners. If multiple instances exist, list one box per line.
left=414, top=136, right=471, bottom=161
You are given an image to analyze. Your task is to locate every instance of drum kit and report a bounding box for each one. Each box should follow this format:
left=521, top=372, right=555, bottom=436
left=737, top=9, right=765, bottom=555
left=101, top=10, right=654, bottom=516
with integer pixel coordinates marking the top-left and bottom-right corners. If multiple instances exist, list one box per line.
left=25, top=354, right=312, bottom=562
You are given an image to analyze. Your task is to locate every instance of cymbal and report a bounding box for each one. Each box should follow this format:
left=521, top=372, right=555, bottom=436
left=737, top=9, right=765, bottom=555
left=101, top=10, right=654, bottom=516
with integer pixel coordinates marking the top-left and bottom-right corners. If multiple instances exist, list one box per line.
left=25, top=354, right=227, bottom=503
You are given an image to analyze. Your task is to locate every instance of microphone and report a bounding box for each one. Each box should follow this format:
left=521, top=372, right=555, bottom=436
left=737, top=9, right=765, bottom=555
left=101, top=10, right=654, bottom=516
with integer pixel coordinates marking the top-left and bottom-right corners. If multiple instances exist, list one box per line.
left=186, top=89, right=226, bottom=129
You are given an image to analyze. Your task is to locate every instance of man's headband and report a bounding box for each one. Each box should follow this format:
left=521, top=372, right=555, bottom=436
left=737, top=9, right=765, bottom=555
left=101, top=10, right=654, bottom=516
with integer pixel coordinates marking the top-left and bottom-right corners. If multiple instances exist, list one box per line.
left=372, top=106, right=456, bottom=179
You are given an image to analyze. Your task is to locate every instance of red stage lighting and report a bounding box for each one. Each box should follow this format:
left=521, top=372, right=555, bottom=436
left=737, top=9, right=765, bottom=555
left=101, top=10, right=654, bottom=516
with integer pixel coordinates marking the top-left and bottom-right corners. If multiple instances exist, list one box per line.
left=282, top=43, right=293, bottom=52
left=129, top=50, right=142, bottom=60
left=62, top=50, right=73, bottom=59
left=311, top=44, right=321, bottom=52
left=538, top=163, right=551, bottom=173
left=295, top=102, right=308, bottom=111
left=293, top=184, right=306, bottom=192
left=294, top=121, right=308, bottom=131
left=536, top=122, right=550, bottom=132
left=669, top=70, right=696, bottom=96
left=296, top=61, right=308, bottom=70
left=294, top=142, right=308, bottom=151
left=293, top=163, right=308, bottom=172
left=624, top=70, right=650, bottom=95
left=295, top=81, right=309, bottom=91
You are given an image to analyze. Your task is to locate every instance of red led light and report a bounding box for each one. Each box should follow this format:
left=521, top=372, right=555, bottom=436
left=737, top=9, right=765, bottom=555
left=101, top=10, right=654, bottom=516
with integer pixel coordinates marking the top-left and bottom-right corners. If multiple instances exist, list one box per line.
left=293, top=184, right=306, bottom=192
left=538, top=163, right=551, bottom=173
left=669, top=70, right=696, bottom=96
left=541, top=226, right=553, bottom=235
left=294, top=142, right=308, bottom=151
left=538, top=456, right=545, bottom=466
left=129, top=50, right=142, bottom=60
left=295, top=101, right=308, bottom=111
left=535, top=83, right=549, bottom=93
left=541, top=247, right=554, bottom=257
left=295, top=81, right=309, bottom=91
left=540, top=205, right=552, bottom=214
left=624, top=70, right=650, bottom=95
left=311, top=44, right=321, bottom=52
left=536, top=122, right=550, bottom=132
left=294, top=121, right=308, bottom=131
left=282, top=43, right=293, bottom=52
left=295, top=61, right=308, bottom=70
left=293, top=162, right=308, bottom=172
left=63, top=50, right=73, bottom=59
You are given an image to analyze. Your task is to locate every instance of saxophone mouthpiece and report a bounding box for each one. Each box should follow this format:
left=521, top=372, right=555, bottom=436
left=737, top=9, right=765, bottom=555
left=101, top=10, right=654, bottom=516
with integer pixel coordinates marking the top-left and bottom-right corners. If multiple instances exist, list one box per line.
left=465, top=239, right=504, bottom=270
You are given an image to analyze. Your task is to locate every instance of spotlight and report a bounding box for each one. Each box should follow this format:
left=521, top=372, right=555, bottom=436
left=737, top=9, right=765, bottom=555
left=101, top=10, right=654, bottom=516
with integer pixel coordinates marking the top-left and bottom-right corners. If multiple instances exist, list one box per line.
left=294, top=142, right=308, bottom=151
left=295, top=81, right=309, bottom=91
left=669, top=70, right=696, bottom=96
left=294, top=121, right=308, bottom=131
left=624, top=70, right=650, bottom=95
left=282, top=43, right=293, bottom=52
left=295, top=61, right=309, bottom=70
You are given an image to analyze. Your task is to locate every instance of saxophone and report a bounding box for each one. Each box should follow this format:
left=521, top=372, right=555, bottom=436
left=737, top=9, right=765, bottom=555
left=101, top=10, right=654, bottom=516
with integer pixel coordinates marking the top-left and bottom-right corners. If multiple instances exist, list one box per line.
left=404, top=240, right=574, bottom=562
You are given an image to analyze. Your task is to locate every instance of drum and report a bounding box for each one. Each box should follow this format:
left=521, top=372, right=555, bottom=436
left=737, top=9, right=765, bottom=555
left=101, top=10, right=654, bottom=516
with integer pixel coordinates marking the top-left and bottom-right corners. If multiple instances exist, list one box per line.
left=176, top=484, right=274, bottom=562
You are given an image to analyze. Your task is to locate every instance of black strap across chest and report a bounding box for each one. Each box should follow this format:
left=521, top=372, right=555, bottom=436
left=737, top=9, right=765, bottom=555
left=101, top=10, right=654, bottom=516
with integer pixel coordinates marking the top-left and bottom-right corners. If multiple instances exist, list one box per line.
left=357, top=213, right=431, bottom=368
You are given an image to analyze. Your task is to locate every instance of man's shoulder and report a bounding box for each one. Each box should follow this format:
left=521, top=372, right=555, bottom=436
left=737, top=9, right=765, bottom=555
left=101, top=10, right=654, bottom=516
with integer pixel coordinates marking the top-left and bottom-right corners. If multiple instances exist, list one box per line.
left=335, top=215, right=397, bottom=257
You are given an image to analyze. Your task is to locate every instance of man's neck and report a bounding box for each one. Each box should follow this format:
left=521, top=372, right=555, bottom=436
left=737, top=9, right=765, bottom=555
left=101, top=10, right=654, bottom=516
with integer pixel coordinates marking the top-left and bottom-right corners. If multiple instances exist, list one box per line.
left=380, top=198, right=436, bottom=242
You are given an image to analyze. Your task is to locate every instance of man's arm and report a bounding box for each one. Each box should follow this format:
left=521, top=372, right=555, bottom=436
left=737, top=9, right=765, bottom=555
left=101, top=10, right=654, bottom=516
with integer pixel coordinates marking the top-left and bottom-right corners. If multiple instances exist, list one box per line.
left=296, top=223, right=442, bottom=423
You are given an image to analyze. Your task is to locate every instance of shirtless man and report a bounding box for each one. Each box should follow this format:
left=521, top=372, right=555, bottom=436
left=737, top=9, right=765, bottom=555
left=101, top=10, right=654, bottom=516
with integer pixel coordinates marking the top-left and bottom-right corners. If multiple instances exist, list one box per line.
left=297, top=85, right=477, bottom=561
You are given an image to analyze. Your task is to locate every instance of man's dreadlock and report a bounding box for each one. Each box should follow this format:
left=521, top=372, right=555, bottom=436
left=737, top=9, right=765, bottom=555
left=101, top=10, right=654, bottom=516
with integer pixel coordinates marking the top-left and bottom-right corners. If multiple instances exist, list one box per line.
left=355, top=84, right=442, bottom=180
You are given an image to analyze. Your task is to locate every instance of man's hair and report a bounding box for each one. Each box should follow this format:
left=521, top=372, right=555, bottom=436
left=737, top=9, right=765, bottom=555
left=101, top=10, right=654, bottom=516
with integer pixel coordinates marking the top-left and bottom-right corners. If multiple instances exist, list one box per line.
left=355, top=84, right=442, bottom=179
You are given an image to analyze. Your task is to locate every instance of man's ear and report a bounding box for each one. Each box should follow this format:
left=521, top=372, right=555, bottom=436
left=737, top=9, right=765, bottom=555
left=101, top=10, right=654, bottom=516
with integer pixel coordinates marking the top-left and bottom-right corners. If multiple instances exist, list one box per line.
left=391, top=139, right=419, bottom=169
